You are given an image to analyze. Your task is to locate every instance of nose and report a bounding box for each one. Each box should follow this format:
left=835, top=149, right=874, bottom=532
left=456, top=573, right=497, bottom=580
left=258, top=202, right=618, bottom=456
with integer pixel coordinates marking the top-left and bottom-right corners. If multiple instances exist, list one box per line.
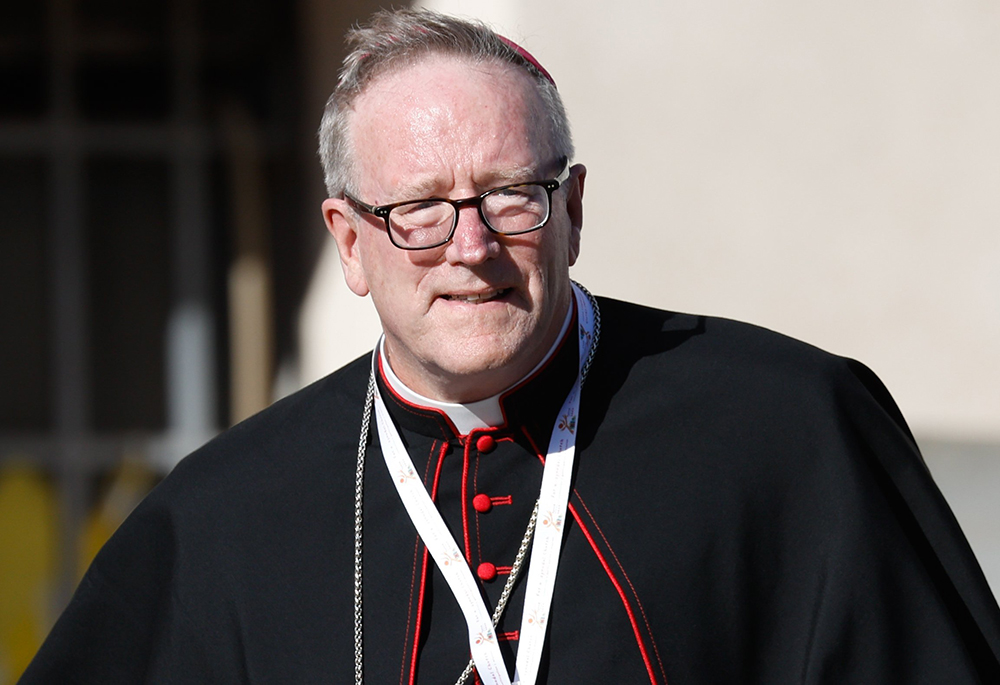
left=445, top=205, right=500, bottom=265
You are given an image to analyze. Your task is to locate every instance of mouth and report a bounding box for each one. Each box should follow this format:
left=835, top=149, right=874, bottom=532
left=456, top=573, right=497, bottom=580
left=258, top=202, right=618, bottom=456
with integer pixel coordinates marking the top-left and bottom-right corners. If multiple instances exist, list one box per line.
left=441, top=287, right=512, bottom=304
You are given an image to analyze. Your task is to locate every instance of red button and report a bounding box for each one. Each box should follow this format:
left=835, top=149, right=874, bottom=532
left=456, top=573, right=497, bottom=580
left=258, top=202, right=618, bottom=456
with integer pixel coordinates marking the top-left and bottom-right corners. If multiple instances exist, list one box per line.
left=476, top=435, right=496, bottom=453
left=477, top=562, right=497, bottom=581
left=473, top=494, right=492, bottom=513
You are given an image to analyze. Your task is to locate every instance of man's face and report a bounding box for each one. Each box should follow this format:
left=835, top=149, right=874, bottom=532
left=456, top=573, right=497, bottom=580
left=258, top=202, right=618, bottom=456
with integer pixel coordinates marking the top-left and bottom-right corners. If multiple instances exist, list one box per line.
left=323, top=55, right=585, bottom=403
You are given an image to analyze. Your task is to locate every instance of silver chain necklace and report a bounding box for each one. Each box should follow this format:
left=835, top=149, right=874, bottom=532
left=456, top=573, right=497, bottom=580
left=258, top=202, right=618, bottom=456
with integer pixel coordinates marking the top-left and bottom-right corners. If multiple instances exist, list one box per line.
left=353, top=283, right=601, bottom=685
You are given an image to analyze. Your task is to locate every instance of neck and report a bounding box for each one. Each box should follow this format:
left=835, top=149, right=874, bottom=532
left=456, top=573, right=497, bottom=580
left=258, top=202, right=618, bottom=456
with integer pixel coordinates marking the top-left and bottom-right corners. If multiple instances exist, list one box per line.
left=379, top=302, right=574, bottom=434
left=384, top=292, right=575, bottom=403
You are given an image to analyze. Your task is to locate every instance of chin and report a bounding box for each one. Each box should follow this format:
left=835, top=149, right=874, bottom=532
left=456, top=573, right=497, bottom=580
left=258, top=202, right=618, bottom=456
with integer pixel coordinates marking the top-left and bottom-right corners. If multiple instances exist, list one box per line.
left=434, top=344, right=520, bottom=377
left=427, top=333, right=532, bottom=383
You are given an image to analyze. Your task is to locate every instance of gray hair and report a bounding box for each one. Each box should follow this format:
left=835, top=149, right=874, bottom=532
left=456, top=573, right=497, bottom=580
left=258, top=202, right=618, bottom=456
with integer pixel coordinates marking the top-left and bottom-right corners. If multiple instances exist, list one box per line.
left=317, top=8, right=574, bottom=197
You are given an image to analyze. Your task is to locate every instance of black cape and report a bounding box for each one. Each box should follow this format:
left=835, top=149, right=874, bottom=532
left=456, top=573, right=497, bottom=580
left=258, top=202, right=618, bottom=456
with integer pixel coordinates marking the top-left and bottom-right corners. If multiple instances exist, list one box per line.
left=21, top=298, right=1000, bottom=684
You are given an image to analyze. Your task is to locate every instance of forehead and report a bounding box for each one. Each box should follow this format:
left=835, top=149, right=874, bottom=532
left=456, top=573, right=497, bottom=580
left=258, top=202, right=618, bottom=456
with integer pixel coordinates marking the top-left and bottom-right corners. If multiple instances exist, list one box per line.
left=348, top=55, right=552, bottom=196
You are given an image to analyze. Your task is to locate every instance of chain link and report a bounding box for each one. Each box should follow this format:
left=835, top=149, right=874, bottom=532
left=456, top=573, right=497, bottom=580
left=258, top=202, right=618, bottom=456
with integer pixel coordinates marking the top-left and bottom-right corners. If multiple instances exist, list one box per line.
left=354, top=372, right=375, bottom=685
left=572, top=280, right=601, bottom=386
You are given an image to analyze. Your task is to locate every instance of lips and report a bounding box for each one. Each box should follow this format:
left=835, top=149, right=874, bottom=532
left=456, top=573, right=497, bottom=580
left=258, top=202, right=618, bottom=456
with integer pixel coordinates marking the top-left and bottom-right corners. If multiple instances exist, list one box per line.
left=441, top=287, right=511, bottom=303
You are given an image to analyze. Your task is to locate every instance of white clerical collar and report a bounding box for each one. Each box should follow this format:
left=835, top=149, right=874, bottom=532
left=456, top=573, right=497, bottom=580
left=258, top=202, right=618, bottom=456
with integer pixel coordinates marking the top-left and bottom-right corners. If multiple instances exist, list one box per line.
left=378, top=301, right=575, bottom=436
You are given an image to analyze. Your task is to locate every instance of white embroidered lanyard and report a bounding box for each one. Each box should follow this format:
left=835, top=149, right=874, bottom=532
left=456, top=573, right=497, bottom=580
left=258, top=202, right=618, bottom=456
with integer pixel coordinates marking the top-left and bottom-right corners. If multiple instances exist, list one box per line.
left=369, top=283, right=597, bottom=685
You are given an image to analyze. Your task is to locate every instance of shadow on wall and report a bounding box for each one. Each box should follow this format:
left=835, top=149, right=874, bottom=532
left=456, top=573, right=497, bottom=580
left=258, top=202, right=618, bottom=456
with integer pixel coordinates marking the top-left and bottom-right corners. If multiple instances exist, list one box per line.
left=921, top=439, right=1000, bottom=599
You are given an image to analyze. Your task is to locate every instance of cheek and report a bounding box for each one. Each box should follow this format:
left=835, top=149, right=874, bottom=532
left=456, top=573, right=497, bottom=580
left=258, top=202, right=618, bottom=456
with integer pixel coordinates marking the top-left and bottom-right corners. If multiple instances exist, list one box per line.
left=568, top=228, right=581, bottom=266
left=533, top=226, right=573, bottom=277
left=358, top=231, right=397, bottom=286
left=354, top=237, right=398, bottom=305
left=360, top=240, right=435, bottom=313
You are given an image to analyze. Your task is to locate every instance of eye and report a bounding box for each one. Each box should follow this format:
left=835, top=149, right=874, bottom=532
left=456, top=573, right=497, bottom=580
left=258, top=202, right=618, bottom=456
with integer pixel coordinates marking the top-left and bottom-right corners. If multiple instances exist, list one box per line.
left=485, top=184, right=545, bottom=212
left=495, top=186, right=532, bottom=199
left=390, top=201, right=451, bottom=227
left=395, top=200, right=443, bottom=216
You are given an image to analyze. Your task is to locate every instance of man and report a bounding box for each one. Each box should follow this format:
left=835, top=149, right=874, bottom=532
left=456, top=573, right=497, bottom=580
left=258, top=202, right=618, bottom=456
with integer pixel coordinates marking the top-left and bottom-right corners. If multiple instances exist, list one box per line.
left=21, top=9, right=1000, bottom=684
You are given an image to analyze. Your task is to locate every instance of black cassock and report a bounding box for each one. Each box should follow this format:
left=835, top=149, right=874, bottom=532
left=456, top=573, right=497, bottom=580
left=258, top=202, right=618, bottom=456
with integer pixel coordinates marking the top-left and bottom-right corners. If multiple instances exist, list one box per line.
left=21, top=297, right=1000, bottom=684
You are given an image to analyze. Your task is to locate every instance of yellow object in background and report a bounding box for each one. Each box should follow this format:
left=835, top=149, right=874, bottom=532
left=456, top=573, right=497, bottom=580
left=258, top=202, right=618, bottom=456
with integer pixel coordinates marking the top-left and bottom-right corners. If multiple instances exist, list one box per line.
left=0, top=462, right=57, bottom=685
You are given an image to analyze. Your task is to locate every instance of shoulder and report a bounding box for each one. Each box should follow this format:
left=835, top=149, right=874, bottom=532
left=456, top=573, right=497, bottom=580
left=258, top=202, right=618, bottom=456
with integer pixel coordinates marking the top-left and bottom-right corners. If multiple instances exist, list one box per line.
left=96, top=353, right=374, bottom=575
left=591, top=295, right=895, bottom=420
left=60, top=355, right=373, bottom=658
left=157, top=352, right=371, bottom=505
left=596, top=296, right=840, bottom=371
left=585, top=296, right=919, bottom=492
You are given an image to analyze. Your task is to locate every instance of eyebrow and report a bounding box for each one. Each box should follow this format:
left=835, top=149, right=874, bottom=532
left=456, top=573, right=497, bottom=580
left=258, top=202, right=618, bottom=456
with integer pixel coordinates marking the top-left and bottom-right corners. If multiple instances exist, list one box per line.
left=488, top=163, right=538, bottom=183
left=390, top=163, right=542, bottom=202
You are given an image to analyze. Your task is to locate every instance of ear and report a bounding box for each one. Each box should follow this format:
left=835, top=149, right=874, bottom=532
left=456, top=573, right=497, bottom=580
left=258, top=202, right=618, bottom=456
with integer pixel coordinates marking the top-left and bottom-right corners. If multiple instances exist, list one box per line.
left=322, top=197, right=370, bottom=297
left=564, top=163, right=586, bottom=266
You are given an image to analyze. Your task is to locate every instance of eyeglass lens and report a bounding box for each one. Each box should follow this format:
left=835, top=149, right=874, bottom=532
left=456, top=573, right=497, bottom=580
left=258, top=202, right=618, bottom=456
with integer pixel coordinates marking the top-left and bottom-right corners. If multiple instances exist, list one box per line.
left=388, top=183, right=551, bottom=248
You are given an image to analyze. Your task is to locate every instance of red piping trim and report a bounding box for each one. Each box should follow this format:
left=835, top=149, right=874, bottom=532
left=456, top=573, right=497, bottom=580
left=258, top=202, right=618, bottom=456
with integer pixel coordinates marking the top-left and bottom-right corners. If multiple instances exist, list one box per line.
left=408, top=547, right=430, bottom=685
left=408, top=441, right=450, bottom=685
left=524, top=424, right=664, bottom=684
left=522, top=425, right=544, bottom=460
left=573, top=492, right=668, bottom=682
left=399, top=439, right=440, bottom=685
left=399, top=525, right=423, bottom=685
left=377, top=354, right=463, bottom=436
left=431, top=439, right=448, bottom=495
left=473, top=442, right=483, bottom=561
left=568, top=501, right=660, bottom=685
left=462, top=436, right=472, bottom=561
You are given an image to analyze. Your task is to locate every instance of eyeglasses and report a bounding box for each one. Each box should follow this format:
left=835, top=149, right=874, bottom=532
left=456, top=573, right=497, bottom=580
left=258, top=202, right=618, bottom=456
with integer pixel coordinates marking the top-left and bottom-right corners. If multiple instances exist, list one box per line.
left=344, top=158, right=570, bottom=250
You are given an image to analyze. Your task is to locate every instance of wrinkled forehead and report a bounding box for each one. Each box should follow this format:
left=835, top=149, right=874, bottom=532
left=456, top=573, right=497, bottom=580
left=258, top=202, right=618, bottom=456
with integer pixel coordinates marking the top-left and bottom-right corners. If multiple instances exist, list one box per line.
left=346, top=54, right=556, bottom=186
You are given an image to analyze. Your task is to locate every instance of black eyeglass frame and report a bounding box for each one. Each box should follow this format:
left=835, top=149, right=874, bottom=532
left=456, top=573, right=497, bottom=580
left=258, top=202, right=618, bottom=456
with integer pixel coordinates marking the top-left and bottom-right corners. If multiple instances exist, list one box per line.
left=344, top=157, right=570, bottom=250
